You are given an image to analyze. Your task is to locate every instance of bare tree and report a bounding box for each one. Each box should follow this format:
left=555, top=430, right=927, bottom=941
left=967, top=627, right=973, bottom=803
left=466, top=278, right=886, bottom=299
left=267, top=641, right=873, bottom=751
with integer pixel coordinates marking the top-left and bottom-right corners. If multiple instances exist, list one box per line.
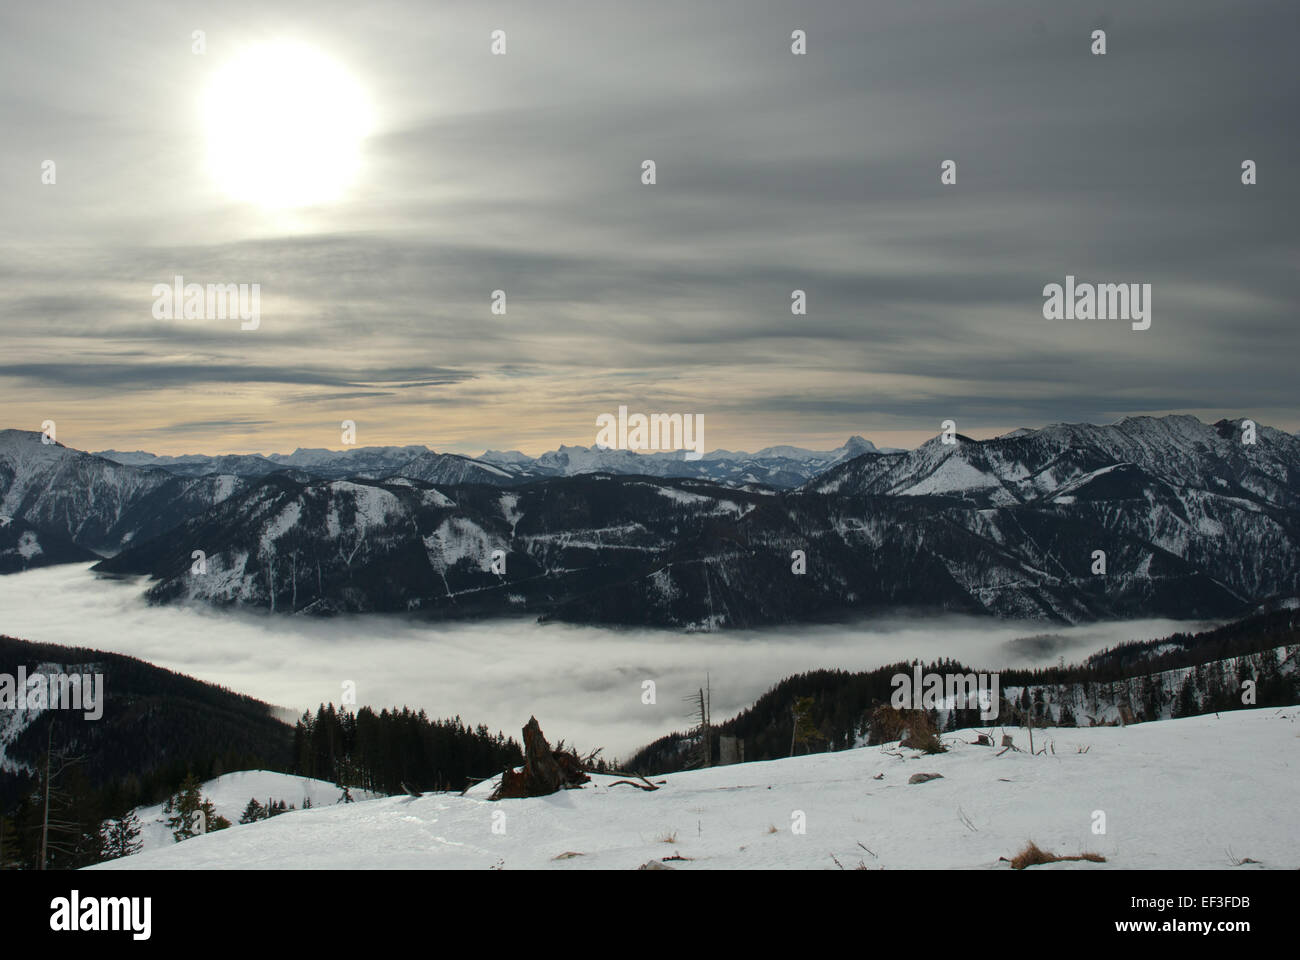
left=39, top=722, right=86, bottom=870
left=683, top=674, right=712, bottom=769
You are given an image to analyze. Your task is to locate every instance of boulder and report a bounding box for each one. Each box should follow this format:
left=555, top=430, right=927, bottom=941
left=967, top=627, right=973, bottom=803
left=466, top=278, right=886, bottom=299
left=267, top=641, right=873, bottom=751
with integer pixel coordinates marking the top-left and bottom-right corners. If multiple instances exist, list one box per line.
left=908, top=772, right=944, bottom=784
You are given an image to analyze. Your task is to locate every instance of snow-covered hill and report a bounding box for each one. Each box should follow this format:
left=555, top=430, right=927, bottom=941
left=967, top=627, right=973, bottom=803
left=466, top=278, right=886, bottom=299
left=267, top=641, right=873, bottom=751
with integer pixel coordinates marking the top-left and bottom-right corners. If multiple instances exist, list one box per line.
left=91, top=708, right=1298, bottom=870
left=124, top=771, right=377, bottom=854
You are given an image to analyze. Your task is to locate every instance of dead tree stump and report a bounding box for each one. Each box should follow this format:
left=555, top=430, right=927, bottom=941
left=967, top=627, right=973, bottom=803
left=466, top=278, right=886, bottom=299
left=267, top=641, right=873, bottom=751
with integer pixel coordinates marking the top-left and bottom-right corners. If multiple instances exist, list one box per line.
left=490, top=717, right=590, bottom=800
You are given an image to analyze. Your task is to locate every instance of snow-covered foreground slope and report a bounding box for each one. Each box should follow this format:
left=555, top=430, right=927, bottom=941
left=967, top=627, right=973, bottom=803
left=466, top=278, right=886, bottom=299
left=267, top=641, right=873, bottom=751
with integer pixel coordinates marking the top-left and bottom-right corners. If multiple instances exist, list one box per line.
left=126, top=772, right=378, bottom=854
left=93, top=709, right=1298, bottom=870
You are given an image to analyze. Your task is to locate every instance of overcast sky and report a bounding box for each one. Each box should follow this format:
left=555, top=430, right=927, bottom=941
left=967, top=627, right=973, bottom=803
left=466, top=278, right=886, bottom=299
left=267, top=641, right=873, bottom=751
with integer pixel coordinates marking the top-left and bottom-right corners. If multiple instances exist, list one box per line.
left=1, top=0, right=1295, bottom=456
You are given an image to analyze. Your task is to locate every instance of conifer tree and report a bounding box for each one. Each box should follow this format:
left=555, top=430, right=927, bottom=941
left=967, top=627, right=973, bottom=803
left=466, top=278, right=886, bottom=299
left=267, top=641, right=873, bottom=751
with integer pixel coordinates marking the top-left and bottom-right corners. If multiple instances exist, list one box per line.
left=100, top=812, right=143, bottom=860
left=200, top=797, right=231, bottom=833
left=238, top=797, right=266, bottom=824
left=163, top=775, right=203, bottom=842
left=163, top=775, right=229, bottom=840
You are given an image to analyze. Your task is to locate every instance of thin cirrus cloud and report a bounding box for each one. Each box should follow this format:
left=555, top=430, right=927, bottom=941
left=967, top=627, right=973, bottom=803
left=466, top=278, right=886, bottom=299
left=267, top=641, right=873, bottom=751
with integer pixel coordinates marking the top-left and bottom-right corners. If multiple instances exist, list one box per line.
left=0, top=362, right=472, bottom=392
left=0, top=0, right=1295, bottom=456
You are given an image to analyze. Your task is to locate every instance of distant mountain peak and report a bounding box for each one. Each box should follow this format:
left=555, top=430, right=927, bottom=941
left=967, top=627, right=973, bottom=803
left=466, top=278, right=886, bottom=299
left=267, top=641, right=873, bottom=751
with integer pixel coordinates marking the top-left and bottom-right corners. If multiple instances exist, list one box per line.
left=480, top=449, right=532, bottom=464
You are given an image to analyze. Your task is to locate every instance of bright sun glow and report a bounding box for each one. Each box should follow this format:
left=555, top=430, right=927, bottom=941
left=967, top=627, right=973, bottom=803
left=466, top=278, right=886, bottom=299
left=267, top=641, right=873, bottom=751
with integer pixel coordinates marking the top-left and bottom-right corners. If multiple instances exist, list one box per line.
left=204, top=42, right=371, bottom=208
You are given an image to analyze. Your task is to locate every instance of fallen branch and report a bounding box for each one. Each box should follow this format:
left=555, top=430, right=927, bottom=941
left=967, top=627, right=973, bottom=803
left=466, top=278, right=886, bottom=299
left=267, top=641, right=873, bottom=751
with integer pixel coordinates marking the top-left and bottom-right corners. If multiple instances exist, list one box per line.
left=606, top=769, right=664, bottom=790
left=608, top=779, right=658, bottom=791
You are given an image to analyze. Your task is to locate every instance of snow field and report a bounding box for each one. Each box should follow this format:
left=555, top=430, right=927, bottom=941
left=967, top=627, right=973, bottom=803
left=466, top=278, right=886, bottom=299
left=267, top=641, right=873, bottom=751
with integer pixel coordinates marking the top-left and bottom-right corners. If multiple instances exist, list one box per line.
left=93, top=708, right=1298, bottom=871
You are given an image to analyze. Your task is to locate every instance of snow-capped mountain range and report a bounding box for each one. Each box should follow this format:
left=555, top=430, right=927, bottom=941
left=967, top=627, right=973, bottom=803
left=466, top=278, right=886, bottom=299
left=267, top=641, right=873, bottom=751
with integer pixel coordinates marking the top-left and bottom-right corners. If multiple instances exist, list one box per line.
left=94, top=435, right=893, bottom=488
left=0, top=429, right=883, bottom=560
left=3, top=415, right=1298, bottom=627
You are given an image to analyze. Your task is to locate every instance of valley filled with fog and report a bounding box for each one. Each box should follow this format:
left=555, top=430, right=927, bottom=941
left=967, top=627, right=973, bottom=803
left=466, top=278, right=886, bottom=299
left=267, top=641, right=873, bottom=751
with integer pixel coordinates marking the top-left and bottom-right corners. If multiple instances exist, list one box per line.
left=0, top=563, right=1221, bottom=757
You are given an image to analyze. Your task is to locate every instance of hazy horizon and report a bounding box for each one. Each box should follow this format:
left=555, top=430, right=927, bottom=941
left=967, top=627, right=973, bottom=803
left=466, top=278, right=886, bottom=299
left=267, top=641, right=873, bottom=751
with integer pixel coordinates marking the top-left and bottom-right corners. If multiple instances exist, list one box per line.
left=5, top=410, right=1294, bottom=462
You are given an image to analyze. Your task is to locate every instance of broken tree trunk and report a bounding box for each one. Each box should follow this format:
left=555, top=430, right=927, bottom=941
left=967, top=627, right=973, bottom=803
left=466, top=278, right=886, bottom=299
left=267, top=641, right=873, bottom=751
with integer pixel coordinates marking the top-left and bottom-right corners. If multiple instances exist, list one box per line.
left=490, top=717, right=590, bottom=800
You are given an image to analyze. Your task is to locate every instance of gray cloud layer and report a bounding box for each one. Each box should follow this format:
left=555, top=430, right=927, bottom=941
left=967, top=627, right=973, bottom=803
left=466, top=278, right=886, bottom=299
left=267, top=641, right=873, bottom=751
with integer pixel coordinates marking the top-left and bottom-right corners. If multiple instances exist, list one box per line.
left=1, top=0, right=1295, bottom=454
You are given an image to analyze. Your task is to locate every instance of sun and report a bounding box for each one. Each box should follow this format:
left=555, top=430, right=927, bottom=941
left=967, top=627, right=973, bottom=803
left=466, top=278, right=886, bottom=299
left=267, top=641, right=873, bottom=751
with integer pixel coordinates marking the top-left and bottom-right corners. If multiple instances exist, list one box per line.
left=204, top=42, right=372, bottom=208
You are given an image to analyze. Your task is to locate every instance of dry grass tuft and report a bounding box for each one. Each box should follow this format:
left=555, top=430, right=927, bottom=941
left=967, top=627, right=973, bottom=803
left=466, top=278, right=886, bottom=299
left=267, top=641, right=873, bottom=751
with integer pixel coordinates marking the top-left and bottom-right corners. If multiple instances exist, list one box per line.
left=1009, top=841, right=1106, bottom=870
left=1226, top=847, right=1261, bottom=866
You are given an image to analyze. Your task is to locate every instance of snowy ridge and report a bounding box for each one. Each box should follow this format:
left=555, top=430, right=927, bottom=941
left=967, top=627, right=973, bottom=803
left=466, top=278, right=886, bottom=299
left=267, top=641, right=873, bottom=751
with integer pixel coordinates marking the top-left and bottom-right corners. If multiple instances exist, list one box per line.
left=810, top=415, right=1300, bottom=507
left=999, top=644, right=1298, bottom=727
left=0, top=429, right=249, bottom=557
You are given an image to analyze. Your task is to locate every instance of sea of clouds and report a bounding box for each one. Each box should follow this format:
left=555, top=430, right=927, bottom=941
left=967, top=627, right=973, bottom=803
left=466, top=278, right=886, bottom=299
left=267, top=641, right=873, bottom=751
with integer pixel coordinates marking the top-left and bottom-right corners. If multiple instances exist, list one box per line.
left=0, top=564, right=1219, bottom=757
